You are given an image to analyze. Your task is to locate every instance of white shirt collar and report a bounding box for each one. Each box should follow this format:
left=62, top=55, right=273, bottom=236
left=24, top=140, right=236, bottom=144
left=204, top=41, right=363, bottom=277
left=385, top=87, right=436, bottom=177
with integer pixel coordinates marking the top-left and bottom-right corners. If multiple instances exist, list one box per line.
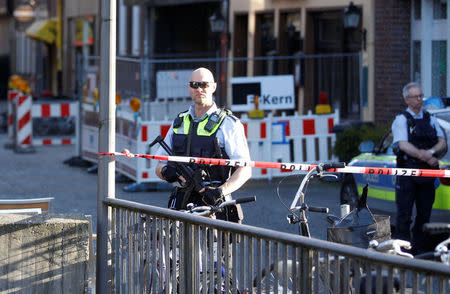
left=188, top=103, right=218, bottom=121
left=406, top=107, right=424, bottom=119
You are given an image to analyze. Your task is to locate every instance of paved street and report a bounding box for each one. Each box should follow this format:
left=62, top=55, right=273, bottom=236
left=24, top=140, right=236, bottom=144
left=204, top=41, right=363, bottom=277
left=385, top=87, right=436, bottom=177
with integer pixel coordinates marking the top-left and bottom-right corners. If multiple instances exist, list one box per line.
left=0, top=130, right=345, bottom=240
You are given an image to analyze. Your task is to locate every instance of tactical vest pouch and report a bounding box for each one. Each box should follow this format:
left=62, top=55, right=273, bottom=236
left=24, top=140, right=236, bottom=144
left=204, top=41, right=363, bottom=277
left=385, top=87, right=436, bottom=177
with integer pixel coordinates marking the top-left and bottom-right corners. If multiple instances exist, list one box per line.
left=173, top=115, right=183, bottom=128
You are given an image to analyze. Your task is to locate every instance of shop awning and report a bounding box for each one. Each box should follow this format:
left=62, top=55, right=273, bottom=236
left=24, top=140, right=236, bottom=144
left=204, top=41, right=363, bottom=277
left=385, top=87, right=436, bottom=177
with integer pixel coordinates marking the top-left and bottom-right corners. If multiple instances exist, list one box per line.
left=25, top=19, right=57, bottom=44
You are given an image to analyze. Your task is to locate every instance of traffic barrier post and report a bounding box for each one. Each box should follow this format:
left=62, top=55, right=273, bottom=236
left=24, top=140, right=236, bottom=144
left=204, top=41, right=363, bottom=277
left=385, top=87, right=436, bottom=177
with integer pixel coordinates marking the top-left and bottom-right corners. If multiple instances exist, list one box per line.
left=13, top=94, right=34, bottom=153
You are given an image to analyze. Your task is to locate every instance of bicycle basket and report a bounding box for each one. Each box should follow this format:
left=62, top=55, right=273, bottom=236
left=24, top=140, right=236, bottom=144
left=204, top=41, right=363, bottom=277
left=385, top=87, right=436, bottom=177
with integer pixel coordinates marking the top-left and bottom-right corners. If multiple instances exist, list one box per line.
left=327, top=184, right=391, bottom=248
left=327, top=214, right=391, bottom=248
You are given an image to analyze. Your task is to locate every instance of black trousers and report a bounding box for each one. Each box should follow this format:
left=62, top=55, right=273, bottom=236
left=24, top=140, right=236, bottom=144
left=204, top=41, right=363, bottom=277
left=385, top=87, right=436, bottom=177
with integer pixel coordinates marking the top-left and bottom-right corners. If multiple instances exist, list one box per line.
left=394, top=176, right=436, bottom=253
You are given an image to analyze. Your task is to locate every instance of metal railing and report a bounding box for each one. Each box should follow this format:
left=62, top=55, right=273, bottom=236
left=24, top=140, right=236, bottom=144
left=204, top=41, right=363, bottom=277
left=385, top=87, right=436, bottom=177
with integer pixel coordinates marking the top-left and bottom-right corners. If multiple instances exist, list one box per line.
left=105, top=198, right=450, bottom=294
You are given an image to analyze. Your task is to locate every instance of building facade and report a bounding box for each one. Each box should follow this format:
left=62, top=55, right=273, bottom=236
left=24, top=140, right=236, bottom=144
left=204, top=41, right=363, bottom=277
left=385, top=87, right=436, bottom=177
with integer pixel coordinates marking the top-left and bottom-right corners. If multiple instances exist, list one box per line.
left=4, top=0, right=450, bottom=126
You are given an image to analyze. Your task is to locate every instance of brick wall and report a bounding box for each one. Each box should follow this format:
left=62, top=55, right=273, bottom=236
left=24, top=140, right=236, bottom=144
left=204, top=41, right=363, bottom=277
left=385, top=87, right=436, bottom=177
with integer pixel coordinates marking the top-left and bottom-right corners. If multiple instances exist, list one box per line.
left=374, top=0, right=411, bottom=126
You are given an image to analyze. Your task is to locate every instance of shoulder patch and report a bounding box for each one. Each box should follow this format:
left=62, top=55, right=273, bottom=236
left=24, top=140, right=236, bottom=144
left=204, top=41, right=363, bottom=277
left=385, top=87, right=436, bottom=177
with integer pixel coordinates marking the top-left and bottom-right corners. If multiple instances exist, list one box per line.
left=173, top=110, right=188, bottom=128
left=222, top=108, right=238, bottom=122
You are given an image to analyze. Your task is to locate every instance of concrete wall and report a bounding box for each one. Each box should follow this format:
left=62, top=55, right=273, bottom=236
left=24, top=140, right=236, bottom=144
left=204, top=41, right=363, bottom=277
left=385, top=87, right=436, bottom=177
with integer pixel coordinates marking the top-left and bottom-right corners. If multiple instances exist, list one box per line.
left=0, top=214, right=91, bottom=293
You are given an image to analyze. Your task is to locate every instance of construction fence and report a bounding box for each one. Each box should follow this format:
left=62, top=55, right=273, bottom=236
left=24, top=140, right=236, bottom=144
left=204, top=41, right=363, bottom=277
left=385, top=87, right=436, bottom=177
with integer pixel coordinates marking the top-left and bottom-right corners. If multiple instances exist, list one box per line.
left=76, top=53, right=361, bottom=120
left=76, top=53, right=361, bottom=182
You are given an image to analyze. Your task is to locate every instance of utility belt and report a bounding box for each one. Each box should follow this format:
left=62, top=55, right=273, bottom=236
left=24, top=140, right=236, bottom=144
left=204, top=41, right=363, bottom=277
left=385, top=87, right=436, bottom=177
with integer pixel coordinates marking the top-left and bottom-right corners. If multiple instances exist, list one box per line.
left=168, top=186, right=243, bottom=223
left=397, top=154, right=440, bottom=170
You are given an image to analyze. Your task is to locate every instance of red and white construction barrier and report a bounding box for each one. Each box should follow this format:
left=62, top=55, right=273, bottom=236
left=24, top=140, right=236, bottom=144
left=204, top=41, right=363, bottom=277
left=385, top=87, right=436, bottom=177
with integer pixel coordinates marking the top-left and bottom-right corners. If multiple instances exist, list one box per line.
left=242, top=111, right=337, bottom=178
left=6, top=90, right=79, bottom=148
left=31, top=100, right=79, bottom=146
left=99, top=150, right=450, bottom=178
left=13, top=94, right=33, bottom=150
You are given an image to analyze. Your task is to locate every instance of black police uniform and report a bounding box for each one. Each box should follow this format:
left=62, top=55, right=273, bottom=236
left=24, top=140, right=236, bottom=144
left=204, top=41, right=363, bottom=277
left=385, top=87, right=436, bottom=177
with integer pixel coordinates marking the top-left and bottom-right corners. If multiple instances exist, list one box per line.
left=167, top=109, right=242, bottom=223
left=394, top=111, right=439, bottom=254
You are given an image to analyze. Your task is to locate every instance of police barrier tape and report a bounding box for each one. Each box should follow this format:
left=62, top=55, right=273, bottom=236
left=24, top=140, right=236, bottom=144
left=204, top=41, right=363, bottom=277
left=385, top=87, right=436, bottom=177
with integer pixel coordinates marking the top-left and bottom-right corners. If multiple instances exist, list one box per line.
left=81, top=101, right=338, bottom=183
left=98, top=150, right=450, bottom=178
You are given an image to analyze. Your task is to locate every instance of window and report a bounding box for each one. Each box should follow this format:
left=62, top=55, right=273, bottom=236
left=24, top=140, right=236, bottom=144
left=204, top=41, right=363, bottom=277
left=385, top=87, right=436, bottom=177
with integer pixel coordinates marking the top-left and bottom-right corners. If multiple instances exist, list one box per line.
left=414, top=0, right=421, bottom=20
left=431, top=40, right=447, bottom=97
left=412, top=41, right=421, bottom=83
left=433, top=0, right=447, bottom=19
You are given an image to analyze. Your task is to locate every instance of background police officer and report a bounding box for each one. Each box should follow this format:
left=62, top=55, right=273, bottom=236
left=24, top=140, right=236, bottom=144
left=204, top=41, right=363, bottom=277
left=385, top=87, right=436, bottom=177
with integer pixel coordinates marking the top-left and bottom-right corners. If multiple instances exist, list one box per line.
left=391, top=82, right=447, bottom=254
left=154, top=67, right=252, bottom=222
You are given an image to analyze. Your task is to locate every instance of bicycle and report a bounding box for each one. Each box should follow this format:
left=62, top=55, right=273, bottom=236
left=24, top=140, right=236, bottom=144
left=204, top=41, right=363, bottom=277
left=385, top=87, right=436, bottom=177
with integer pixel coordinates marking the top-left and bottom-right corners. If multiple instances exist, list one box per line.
left=252, top=162, right=345, bottom=293
left=415, top=223, right=450, bottom=265
left=136, top=196, right=256, bottom=294
left=362, top=223, right=450, bottom=293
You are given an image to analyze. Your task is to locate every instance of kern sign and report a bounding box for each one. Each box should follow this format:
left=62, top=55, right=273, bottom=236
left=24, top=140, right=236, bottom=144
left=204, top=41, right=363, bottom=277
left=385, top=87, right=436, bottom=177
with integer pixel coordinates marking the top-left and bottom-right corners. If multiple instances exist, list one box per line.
left=230, top=75, right=295, bottom=111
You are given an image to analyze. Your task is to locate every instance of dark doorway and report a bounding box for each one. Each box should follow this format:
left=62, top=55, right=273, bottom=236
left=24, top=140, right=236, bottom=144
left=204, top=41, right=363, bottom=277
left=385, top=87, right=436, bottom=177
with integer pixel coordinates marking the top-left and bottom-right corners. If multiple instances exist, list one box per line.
left=278, top=10, right=302, bottom=75
left=305, top=10, right=361, bottom=120
left=254, top=12, right=276, bottom=76
left=154, top=4, right=219, bottom=57
left=233, top=13, right=248, bottom=77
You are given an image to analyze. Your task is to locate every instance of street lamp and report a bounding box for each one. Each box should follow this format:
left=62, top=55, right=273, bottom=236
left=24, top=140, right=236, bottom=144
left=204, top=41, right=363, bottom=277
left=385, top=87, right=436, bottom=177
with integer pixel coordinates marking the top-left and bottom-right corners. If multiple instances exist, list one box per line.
left=209, top=7, right=228, bottom=107
left=209, top=11, right=226, bottom=33
left=343, top=2, right=366, bottom=50
left=13, top=2, right=35, bottom=23
left=343, top=2, right=360, bottom=29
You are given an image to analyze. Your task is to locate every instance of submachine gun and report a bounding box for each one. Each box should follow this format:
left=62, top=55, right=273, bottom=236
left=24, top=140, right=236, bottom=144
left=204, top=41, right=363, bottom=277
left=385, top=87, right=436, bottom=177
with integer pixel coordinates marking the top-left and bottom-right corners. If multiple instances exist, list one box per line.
left=149, top=135, right=206, bottom=208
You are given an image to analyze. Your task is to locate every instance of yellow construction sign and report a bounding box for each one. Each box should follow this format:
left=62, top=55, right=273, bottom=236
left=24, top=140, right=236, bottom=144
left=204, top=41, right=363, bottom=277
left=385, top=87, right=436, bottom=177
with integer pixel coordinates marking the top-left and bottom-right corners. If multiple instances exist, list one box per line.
left=25, top=18, right=57, bottom=44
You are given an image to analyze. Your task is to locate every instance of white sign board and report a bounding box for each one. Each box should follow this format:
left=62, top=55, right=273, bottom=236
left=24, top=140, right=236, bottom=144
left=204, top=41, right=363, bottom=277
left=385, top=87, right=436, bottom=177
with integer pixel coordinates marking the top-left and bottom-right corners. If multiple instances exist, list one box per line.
left=230, top=75, right=295, bottom=111
left=156, top=70, right=193, bottom=99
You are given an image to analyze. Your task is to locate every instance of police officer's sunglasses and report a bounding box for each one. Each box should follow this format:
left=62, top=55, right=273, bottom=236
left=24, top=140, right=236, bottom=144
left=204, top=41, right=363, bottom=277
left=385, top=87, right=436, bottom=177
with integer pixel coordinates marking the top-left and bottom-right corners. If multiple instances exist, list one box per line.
left=189, top=81, right=211, bottom=89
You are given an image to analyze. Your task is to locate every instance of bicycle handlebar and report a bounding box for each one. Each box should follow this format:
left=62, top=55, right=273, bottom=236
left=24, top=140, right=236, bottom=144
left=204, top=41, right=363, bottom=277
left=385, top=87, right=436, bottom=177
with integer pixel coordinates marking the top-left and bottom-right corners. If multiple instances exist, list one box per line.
left=308, top=206, right=329, bottom=213
left=235, top=196, right=256, bottom=204
left=414, top=251, right=438, bottom=260
left=320, top=162, right=346, bottom=171
left=289, top=162, right=344, bottom=211
left=186, top=196, right=257, bottom=217
left=423, top=222, right=450, bottom=234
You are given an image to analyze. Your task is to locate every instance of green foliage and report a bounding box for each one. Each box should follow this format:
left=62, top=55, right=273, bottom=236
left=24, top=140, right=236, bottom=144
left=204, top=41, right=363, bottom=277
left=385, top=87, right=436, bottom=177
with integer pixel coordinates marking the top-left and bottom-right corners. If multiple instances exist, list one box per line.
left=333, top=124, right=389, bottom=163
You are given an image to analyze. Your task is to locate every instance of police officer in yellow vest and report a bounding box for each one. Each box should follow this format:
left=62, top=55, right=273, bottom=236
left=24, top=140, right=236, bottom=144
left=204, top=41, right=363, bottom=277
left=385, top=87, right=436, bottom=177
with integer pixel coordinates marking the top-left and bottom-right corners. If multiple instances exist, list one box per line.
left=155, top=68, right=252, bottom=222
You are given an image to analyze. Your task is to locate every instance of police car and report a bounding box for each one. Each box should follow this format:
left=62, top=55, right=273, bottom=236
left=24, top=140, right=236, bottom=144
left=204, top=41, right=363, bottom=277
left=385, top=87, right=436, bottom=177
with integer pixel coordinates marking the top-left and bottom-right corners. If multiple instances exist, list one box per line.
left=339, top=105, right=450, bottom=222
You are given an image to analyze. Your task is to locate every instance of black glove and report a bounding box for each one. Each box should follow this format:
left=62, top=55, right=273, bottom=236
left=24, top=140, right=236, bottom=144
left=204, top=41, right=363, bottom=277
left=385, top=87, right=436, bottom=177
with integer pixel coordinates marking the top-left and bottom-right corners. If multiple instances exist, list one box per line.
left=161, top=165, right=179, bottom=183
left=201, top=187, right=224, bottom=206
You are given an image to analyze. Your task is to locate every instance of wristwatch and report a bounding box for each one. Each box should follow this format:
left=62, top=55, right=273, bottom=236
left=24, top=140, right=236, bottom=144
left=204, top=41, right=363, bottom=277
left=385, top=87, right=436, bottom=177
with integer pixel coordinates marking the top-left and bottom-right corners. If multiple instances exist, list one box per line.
left=428, top=148, right=436, bottom=156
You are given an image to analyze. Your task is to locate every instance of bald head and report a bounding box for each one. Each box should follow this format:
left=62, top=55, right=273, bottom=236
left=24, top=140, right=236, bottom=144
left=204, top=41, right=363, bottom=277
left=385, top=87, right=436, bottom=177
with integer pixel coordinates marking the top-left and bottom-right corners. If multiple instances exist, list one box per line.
left=188, top=67, right=217, bottom=108
left=190, top=67, right=215, bottom=83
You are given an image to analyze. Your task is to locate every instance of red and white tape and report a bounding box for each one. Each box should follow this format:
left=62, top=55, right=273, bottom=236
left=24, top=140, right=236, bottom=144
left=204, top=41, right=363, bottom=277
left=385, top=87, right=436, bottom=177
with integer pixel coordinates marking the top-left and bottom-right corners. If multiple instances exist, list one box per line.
left=98, top=150, right=450, bottom=178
